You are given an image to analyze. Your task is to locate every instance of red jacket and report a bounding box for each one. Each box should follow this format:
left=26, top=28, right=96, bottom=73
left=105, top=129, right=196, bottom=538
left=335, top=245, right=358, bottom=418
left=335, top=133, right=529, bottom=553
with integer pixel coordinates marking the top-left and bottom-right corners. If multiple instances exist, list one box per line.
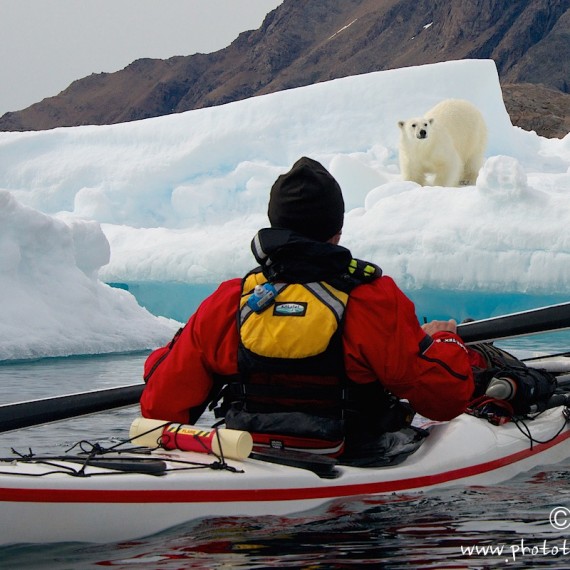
left=141, top=275, right=474, bottom=424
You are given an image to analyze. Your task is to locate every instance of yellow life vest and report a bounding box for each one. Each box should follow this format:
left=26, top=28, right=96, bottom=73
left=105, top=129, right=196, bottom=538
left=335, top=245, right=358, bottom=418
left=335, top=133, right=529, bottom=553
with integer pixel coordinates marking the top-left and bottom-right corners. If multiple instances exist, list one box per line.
left=224, top=260, right=381, bottom=456
left=239, top=271, right=349, bottom=360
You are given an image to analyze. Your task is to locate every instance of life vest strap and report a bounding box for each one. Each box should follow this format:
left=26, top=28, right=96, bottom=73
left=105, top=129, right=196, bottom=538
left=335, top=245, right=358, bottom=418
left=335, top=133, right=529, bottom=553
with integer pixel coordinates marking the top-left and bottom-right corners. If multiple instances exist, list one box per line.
left=228, top=382, right=345, bottom=402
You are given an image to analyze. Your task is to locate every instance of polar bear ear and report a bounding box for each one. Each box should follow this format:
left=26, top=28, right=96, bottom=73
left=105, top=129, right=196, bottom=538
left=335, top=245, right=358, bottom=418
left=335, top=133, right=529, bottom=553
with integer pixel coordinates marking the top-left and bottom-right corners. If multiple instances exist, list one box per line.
left=398, top=120, right=405, bottom=129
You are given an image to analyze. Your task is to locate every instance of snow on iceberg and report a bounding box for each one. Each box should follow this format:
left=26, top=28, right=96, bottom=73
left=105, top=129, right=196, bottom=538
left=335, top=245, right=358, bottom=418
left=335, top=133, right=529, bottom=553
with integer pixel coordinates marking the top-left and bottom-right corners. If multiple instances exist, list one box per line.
left=0, top=190, right=178, bottom=361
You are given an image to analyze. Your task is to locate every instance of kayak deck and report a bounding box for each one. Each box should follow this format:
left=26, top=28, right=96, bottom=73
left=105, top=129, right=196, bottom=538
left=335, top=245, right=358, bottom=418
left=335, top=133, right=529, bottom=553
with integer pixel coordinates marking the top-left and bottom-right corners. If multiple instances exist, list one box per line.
left=0, top=407, right=569, bottom=545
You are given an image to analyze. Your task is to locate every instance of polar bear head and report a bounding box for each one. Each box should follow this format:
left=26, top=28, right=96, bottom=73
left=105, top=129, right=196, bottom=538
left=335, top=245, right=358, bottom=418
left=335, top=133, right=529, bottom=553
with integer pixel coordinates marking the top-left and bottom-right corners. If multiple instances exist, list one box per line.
left=398, top=117, right=434, bottom=141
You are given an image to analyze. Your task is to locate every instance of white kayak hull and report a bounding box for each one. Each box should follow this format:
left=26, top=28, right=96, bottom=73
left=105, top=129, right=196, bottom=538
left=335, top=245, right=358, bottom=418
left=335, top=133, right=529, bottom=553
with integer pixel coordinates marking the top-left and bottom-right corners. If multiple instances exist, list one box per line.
left=1, top=408, right=569, bottom=545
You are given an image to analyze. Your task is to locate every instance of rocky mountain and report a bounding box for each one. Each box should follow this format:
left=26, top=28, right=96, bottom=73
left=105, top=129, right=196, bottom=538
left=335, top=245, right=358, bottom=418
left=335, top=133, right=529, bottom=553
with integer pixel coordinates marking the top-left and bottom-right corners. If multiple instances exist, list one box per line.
left=1, top=0, right=569, bottom=137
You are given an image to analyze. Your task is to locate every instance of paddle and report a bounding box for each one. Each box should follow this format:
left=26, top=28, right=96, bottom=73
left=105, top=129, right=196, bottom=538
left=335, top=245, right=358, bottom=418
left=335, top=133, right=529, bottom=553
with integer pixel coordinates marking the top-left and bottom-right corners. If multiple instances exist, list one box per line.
left=457, top=301, right=570, bottom=344
left=1, top=301, right=569, bottom=434
left=0, top=384, right=143, bottom=433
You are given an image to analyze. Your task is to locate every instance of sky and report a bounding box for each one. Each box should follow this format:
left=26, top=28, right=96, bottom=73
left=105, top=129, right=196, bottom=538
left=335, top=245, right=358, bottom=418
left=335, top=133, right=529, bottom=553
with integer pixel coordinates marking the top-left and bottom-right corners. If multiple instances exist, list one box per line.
left=0, top=0, right=283, bottom=116
left=0, top=59, right=569, bottom=361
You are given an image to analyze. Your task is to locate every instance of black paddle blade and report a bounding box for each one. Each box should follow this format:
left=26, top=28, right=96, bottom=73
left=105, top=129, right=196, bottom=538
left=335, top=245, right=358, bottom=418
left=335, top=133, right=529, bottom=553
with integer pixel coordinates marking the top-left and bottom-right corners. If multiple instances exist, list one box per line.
left=250, top=448, right=340, bottom=479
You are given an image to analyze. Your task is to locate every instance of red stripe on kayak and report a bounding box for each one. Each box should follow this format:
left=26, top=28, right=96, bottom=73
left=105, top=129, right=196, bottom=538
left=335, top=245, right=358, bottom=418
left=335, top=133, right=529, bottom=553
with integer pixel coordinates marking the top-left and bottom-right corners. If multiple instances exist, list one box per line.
left=2, top=429, right=569, bottom=504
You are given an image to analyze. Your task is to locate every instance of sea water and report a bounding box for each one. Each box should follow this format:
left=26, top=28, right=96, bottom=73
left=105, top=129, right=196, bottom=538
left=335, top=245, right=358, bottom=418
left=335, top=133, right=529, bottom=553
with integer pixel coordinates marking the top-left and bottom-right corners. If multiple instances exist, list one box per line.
left=1, top=289, right=569, bottom=568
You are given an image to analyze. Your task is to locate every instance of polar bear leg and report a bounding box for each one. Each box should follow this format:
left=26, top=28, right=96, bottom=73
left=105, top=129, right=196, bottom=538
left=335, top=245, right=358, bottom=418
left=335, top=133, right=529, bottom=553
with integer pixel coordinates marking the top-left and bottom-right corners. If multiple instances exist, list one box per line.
left=400, top=157, right=427, bottom=185
left=462, top=154, right=484, bottom=185
left=403, top=168, right=426, bottom=185
left=432, top=156, right=463, bottom=187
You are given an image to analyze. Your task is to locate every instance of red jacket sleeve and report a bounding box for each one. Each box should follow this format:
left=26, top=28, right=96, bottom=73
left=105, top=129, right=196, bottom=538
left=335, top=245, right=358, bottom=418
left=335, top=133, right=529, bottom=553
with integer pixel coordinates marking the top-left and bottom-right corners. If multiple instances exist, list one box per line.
left=140, top=279, right=241, bottom=423
left=343, top=276, right=474, bottom=421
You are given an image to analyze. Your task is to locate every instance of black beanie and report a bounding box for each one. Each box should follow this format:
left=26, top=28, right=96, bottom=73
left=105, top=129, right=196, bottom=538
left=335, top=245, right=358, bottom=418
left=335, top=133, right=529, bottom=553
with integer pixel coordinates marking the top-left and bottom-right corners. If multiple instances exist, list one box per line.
left=268, top=157, right=345, bottom=242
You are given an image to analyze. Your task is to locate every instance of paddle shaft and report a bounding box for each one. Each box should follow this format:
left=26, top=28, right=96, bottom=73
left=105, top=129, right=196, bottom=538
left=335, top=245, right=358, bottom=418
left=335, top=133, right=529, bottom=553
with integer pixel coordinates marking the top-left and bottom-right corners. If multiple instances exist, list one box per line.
left=0, top=384, right=143, bottom=433
left=3, top=371, right=568, bottom=434
left=457, top=302, right=570, bottom=344
left=0, top=301, right=569, bottom=433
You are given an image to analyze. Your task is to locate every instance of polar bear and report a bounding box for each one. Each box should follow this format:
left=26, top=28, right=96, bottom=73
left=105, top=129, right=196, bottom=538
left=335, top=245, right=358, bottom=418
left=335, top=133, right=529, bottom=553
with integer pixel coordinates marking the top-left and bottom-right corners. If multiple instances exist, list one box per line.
left=398, top=99, right=487, bottom=187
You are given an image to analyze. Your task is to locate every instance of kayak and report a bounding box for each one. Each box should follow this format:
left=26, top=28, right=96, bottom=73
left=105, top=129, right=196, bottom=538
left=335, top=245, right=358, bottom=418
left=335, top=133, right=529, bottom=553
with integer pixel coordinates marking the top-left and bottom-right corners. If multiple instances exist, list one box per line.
left=0, top=403, right=569, bottom=546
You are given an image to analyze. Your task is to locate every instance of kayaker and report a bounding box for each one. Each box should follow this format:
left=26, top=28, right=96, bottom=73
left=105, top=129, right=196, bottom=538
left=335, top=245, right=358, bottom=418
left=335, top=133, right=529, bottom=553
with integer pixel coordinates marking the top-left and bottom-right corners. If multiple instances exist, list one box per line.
left=141, top=157, right=475, bottom=465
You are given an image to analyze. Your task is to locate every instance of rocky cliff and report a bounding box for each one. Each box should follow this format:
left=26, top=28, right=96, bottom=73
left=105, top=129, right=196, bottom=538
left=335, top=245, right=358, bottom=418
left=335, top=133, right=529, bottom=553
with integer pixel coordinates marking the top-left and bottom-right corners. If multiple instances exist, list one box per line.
left=1, top=0, right=568, bottom=137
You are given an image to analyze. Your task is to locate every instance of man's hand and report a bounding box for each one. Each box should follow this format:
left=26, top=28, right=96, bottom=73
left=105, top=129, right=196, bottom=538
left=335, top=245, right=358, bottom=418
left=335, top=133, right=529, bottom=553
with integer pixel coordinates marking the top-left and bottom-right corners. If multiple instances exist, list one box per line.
left=421, top=319, right=457, bottom=336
